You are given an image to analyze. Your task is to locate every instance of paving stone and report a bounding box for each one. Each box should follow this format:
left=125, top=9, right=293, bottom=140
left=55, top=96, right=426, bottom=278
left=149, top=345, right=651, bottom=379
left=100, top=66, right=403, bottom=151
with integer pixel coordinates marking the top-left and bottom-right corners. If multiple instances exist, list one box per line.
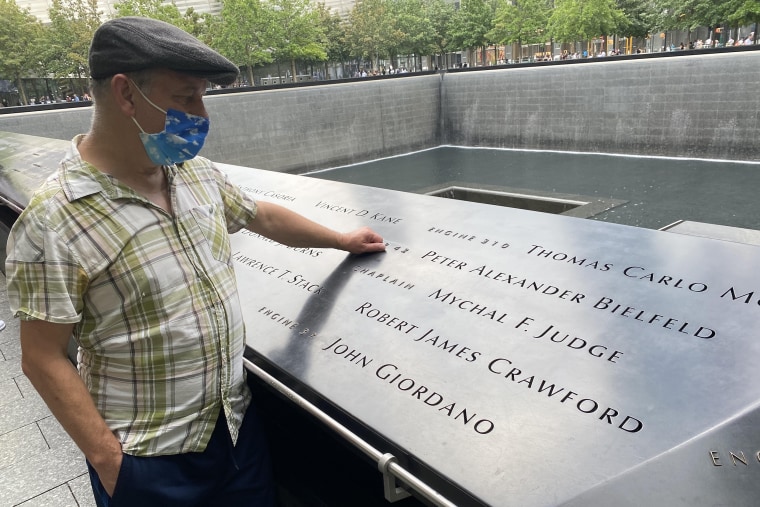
left=0, top=336, right=20, bottom=361
left=0, top=395, right=50, bottom=436
left=0, top=357, right=22, bottom=382
left=37, top=416, right=78, bottom=454
left=0, top=422, right=47, bottom=469
left=68, top=473, right=96, bottom=507
left=0, top=378, right=22, bottom=409
left=13, top=375, right=39, bottom=401
left=13, top=483, right=78, bottom=507
left=0, top=444, right=86, bottom=507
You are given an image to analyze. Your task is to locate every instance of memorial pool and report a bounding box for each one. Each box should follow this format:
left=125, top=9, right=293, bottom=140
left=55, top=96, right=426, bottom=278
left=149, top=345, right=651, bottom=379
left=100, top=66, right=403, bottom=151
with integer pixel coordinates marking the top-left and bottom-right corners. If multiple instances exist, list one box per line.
left=308, top=146, right=760, bottom=231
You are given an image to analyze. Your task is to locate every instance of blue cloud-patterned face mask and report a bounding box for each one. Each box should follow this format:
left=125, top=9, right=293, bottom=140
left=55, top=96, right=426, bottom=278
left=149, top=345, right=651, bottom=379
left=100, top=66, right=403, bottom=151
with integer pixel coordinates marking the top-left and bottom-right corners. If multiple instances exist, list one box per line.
left=130, top=80, right=209, bottom=166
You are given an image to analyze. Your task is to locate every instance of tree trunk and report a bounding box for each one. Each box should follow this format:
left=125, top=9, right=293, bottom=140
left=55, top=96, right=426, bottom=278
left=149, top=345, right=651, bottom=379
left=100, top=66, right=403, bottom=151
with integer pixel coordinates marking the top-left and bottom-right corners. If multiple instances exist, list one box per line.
left=291, top=59, right=297, bottom=81
left=15, top=75, right=27, bottom=105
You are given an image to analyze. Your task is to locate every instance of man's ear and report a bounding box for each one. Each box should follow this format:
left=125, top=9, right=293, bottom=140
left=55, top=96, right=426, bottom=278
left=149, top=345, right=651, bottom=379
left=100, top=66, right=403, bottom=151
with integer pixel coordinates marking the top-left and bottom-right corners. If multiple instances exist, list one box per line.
left=111, top=74, right=136, bottom=117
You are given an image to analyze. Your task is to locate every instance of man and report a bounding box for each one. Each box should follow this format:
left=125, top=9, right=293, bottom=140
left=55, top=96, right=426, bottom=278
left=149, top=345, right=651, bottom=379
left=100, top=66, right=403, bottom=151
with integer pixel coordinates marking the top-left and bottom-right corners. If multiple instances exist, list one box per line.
left=5, top=17, right=385, bottom=507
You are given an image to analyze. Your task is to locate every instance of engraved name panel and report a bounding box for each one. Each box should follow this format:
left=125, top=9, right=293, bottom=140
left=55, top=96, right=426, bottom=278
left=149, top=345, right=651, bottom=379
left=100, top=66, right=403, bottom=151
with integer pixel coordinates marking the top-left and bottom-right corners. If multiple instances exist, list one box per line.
left=222, top=163, right=760, bottom=506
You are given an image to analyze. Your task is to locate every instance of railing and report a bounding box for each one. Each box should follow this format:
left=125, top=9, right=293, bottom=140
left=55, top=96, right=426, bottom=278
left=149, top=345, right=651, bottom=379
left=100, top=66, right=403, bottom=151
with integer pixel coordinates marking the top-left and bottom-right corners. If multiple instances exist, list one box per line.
left=243, top=357, right=458, bottom=506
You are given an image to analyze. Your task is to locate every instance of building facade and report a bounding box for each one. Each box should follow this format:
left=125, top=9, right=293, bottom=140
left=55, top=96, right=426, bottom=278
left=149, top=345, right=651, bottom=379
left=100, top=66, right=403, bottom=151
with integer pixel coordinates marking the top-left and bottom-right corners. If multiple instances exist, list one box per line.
left=16, top=0, right=224, bottom=24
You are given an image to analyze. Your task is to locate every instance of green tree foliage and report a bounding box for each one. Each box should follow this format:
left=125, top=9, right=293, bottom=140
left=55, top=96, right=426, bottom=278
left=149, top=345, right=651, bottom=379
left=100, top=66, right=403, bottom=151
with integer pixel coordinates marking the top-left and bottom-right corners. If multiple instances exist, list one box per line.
left=451, top=0, right=497, bottom=63
left=388, top=0, right=435, bottom=69
left=425, top=0, right=457, bottom=61
left=5, top=0, right=750, bottom=85
left=45, top=0, right=101, bottom=90
left=548, top=0, right=626, bottom=44
left=214, top=0, right=274, bottom=85
left=315, top=3, right=350, bottom=77
left=268, top=0, right=327, bottom=78
left=665, top=0, right=725, bottom=29
left=113, top=0, right=183, bottom=25
left=346, top=0, right=393, bottom=69
left=113, top=0, right=213, bottom=44
left=114, top=0, right=213, bottom=44
left=488, top=0, right=552, bottom=45
left=616, top=0, right=656, bottom=39
left=724, top=0, right=760, bottom=39
left=0, top=0, right=43, bottom=103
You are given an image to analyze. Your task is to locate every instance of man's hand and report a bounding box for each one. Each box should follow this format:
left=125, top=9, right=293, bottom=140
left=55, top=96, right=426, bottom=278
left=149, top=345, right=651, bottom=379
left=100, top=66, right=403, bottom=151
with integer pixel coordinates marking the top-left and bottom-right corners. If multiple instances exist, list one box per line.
left=93, top=451, right=123, bottom=497
left=338, top=226, right=386, bottom=254
left=247, top=202, right=387, bottom=254
left=19, top=319, right=124, bottom=496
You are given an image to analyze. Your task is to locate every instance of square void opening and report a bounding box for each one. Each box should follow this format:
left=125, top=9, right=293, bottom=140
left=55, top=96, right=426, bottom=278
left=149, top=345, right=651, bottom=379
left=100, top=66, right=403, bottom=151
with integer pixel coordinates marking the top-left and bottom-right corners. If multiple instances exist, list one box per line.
left=423, top=184, right=626, bottom=219
left=429, top=186, right=583, bottom=214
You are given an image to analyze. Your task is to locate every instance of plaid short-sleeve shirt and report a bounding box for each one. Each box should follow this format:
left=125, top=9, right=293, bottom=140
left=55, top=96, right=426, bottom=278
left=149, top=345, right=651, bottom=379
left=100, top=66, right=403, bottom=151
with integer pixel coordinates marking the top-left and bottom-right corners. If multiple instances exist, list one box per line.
left=6, top=136, right=258, bottom=456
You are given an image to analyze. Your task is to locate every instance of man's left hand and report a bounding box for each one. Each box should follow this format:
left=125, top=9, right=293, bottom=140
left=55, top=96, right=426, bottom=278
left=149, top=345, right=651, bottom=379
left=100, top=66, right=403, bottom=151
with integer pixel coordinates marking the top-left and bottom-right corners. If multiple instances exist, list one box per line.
left=339, top=227, right=386, bottom=254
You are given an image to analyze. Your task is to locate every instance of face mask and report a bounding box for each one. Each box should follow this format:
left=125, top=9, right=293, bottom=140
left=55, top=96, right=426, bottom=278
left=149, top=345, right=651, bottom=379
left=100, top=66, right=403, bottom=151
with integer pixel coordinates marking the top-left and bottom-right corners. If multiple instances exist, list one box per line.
left=130, top=80, right=210, bottom=166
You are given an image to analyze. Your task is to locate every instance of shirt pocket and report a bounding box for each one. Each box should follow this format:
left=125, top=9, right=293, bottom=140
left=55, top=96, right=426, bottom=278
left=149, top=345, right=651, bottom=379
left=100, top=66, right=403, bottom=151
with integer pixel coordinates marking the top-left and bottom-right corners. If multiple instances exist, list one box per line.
left=188, top=203, right=232, bottom=264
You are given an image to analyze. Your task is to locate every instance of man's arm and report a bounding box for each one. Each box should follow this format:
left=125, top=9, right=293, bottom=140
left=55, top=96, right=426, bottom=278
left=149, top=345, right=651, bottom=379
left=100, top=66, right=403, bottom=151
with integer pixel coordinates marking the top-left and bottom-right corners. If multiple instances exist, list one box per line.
left=20, top=319, right=122, bottom=496
left=247, top=201, right=386, bottom=254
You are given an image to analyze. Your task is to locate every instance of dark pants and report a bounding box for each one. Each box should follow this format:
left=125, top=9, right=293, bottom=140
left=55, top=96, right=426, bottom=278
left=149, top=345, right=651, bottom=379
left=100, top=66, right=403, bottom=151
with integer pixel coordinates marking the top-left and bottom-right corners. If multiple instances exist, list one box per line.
left=87, top=401, right=275, bottom=507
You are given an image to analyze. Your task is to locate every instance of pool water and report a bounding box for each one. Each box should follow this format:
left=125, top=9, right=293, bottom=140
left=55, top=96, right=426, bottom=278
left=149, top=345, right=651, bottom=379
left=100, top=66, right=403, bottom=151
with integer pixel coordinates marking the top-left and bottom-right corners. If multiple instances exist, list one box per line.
left=309, top=146, right=760, bottom=231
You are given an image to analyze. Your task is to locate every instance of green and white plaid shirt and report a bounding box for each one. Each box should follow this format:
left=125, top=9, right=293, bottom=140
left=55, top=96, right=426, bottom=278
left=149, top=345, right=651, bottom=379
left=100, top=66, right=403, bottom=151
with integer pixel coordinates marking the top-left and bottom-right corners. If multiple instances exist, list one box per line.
left=6, top=136, right=258, bottom=456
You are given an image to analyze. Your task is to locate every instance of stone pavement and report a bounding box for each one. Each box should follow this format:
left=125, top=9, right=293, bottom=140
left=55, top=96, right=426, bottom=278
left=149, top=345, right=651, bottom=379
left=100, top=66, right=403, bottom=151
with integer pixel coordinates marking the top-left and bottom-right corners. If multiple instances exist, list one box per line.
left=0, top=273, right=95, bottom=507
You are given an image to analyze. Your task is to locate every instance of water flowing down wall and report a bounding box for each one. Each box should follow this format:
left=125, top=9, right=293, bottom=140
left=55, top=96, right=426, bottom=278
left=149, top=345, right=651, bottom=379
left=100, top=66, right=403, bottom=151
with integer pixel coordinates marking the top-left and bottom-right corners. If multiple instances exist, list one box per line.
left=443, top=51, right=759, bottom=161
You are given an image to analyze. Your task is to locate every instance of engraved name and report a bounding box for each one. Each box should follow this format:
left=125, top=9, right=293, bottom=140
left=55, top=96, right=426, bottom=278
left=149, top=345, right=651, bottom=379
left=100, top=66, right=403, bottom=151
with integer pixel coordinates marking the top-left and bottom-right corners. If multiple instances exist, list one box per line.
left=314, top=201, right=402, bottom=223
left=375, top=362, right=495, bottom=435
left=526, top=244, right=613, bottom=271
left=514, top=318, right=624, bottom=363
left=592, top=296, right=716, bottom=339
left=487, top=358, right=643, bottom=433
left=721, top=286, right=760, bottom=307
left=239, top=230, right=322, bottom=257
left=427, top=289, right=510, bottom=324
left=240, top=186, right=297, bottom=201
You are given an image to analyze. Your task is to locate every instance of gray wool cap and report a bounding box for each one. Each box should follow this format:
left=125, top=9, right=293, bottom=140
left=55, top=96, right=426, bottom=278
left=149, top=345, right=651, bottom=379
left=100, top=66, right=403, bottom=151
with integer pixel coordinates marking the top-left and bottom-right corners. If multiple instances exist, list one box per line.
left=89, top=17, right=239, bottom=85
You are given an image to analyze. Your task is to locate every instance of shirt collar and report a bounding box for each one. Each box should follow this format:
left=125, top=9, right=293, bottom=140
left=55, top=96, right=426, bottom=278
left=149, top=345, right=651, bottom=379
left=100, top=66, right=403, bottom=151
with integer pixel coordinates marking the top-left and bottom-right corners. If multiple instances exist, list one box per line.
left=60, top=135, right=177, bottom=203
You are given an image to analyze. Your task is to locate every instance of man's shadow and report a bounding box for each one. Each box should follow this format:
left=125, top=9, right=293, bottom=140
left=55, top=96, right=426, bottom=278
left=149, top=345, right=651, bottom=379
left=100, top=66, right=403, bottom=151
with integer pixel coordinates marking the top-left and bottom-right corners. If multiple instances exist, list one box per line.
left=245, top=253, right=377, bottom=393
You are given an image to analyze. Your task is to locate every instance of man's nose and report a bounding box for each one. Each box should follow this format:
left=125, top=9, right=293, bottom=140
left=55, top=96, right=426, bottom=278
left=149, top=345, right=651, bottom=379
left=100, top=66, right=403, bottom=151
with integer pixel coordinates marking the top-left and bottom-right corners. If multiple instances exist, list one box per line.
left=190, top=99, right=208, bottom=118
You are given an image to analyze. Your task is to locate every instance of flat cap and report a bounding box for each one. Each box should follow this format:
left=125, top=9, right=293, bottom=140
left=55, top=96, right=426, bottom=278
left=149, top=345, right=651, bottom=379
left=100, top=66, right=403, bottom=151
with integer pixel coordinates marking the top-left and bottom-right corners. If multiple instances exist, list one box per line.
left=89, top=17, right=239, bottom=85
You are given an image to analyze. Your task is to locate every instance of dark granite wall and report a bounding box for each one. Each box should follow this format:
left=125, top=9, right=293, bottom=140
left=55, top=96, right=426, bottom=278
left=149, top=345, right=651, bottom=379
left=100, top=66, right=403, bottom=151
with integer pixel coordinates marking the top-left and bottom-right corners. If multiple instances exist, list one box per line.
left=1, top=51, right=758, bottom=171
left=203, top=74, right=442, bottom=172
left=443, top=52, right=758, bottom=161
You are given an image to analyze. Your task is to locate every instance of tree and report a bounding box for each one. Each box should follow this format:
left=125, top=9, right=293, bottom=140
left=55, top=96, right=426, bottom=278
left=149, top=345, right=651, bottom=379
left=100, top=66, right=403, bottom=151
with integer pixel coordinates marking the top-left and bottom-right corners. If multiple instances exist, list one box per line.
left=451, top=0, right=497, bottom=66
left=180, top=7, right=215, bottom=41
left=662, top=0, right=724, bottom=30
left=45, top=0, right=101, bottom=95
left=387, top=0, right=435, bottom=70
left=488, top=0, right=552, bottom=61
left=548, top=0, right=626, bottom=52
left=268, top=0, right=327, bottom=79
left=315, top=3, right=350, bottom=78
left=725, top=0, right=760, bottom=42
left=214, top=0, right=274, bottom=85
left=113, top=0, right=183, bottom=25
left=346, top=0, right=393, bottom=70
left=616, top=0, right=657, bottom=40
left=0, top=0, right=43, bottom=104
left=425, top=0, right=457, bottom=67
left=114, top=0, right=213, bottom=39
